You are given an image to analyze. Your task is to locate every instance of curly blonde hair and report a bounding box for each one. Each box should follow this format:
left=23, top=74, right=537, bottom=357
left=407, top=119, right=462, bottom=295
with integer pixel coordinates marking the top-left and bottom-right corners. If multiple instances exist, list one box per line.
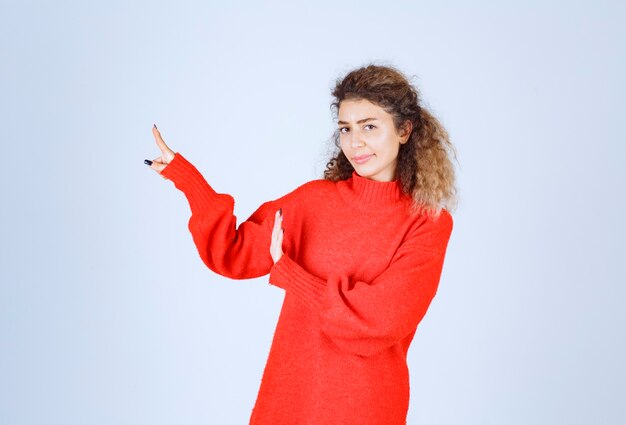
left=323, top=63, right=459, bottom=220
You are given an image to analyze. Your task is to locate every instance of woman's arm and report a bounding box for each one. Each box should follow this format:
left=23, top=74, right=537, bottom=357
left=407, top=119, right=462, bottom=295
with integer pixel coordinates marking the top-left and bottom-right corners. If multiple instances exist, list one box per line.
left=161, top=152, right=288, bottom=280
left=268, top=211, right=454, bottom=357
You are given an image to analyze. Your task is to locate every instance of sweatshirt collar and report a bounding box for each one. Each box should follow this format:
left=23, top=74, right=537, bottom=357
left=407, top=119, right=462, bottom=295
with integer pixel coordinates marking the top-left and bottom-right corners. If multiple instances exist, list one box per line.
left=344, top=170, right=406, bottom=207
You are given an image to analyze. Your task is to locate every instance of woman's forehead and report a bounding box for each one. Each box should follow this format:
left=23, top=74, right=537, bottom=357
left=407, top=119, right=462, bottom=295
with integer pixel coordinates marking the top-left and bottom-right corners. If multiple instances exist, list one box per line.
left=338, top=99, right=389, bottom=122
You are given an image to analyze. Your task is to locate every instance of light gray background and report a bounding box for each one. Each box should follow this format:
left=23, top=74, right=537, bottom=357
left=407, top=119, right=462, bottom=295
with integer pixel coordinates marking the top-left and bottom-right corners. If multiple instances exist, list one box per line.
left=1, top=1, right=624, bottom=424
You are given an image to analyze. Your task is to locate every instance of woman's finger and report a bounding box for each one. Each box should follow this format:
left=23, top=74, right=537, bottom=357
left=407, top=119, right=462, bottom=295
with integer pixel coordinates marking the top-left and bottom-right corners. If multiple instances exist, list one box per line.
left=152, top=124, right=169, bottom=151
left=149, top=156, right=167, bottom=174
left=152, top=124, right=175, bottom=162
left=272, top=210, right=281, bottom=241
left=270, top=209, right=284, bottom=262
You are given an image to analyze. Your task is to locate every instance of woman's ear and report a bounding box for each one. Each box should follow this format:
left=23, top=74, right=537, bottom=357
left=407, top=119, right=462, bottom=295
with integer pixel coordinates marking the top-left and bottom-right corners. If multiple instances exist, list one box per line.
left=399, top=120, right=413, bottom=144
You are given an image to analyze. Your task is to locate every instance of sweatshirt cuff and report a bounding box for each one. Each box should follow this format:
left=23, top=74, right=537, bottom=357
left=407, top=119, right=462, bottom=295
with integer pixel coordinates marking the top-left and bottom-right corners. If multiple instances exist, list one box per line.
left=160, top=152, right=232, bottom=214
left=269, top=254, right=326, bottom=309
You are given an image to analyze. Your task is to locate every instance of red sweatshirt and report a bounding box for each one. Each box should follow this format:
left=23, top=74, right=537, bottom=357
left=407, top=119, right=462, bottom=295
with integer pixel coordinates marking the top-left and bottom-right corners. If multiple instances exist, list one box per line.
left=160, top=152, right=453, bottom=425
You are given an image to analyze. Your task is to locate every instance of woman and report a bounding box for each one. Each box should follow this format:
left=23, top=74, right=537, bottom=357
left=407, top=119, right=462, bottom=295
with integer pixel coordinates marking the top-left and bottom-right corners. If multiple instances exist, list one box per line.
left=145, top=64, right=458, bottom=425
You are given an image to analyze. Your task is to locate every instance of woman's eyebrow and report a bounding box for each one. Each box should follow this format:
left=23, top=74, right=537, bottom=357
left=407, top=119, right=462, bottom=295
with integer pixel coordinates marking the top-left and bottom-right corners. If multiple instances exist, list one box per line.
left=337, top=117, right=379, bottom=125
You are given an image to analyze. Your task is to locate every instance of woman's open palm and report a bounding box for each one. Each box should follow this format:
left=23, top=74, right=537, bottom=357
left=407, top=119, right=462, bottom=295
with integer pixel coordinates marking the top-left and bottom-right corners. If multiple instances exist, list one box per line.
left=148, top=125, right=176, bottom=178
left=270, top=209, right=284, bottom=264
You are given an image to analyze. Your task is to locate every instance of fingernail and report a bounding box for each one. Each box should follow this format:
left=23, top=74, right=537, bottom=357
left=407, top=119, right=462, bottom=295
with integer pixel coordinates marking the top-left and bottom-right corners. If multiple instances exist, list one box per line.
left=144, top=159, right=153, bottom=166
left=153, top=124, right=157, bottom=129
left=279, top=208, right=282, bottom=216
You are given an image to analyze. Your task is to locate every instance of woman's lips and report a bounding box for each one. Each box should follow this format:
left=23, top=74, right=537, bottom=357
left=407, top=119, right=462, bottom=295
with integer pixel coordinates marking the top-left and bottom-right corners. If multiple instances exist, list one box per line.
left=353, top=154, right=373, bottom=164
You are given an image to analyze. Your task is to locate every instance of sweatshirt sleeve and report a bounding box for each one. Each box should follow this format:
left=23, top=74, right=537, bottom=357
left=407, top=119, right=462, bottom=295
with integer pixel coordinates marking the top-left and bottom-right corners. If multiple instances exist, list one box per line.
left=268, top=210, right=453, bottom=357
left=160, top=152, right=286, bottom=280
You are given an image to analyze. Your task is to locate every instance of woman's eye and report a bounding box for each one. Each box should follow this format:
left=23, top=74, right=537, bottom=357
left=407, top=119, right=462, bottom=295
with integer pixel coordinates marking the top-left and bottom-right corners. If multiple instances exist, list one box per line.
left=339, top=125, right=374, bottom=133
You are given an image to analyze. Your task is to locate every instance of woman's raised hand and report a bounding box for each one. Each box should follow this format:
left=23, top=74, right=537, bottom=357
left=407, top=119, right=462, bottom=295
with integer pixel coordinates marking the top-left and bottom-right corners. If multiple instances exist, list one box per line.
left=270, top=208, right=285, bottom=264
left=146, top=124, right=176, bottom=178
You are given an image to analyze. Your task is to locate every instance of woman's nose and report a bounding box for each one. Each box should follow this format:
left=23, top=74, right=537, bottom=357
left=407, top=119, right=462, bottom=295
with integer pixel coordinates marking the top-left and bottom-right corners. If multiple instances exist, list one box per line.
left=351, top=133, right=365, bottom=148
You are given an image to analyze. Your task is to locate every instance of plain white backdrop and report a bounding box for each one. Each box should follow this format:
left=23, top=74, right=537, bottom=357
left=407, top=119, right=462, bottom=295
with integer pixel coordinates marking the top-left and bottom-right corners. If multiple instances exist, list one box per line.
left=1, top=1, right=624, bottom=424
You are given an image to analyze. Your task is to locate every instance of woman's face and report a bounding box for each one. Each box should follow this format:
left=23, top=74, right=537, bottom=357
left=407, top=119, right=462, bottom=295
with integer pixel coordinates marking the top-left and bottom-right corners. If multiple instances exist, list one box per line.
left=338, top=99, right=411, bottom=182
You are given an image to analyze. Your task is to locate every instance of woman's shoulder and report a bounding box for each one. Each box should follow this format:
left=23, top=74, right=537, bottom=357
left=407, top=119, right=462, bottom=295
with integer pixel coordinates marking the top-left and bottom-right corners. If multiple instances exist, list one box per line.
left=401, top=206, right=453, bottom=252
left=285, top=176, right=337, bottom=198
left=259, top=177, right=336, bottom=213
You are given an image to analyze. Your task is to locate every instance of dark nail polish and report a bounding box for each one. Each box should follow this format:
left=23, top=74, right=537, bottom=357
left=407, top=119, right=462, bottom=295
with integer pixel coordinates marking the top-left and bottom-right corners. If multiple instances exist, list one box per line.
left=144, top=159, right=152, bottom=166
left=279, top=208, right=282, bottom=216
left=153, top=124, right=157, bottom=129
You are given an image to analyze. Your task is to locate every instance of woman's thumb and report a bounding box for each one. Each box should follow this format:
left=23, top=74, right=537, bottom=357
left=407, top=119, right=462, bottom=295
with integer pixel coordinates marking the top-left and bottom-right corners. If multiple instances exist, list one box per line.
left=145, top=157, right=168, bottom=177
